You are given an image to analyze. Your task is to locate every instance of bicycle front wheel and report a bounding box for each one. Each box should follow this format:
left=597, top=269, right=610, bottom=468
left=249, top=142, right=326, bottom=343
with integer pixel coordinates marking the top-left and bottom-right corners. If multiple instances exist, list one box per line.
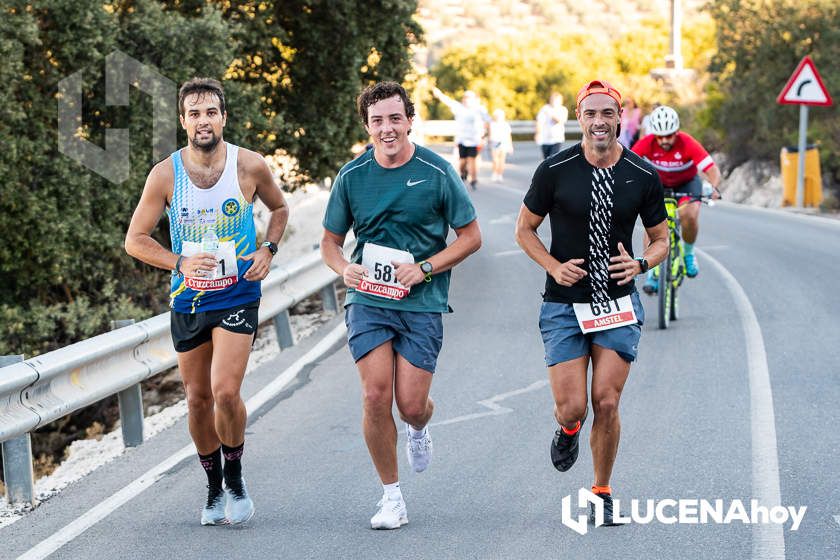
left=658, top=251, right=671, bottom=329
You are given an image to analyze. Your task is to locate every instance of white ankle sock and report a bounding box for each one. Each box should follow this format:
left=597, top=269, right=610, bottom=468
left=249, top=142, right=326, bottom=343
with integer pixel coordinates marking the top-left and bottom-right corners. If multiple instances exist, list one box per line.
left=408, top=425, right=427, bottom=439
left=383, top=482, right=402, bottom=501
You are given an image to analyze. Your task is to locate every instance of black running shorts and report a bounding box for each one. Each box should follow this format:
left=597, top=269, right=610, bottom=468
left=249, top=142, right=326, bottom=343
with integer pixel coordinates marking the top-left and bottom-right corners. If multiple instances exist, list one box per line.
left=170, top=300, right=260, bottom=353
left=457, top=144, right=478, bottom=158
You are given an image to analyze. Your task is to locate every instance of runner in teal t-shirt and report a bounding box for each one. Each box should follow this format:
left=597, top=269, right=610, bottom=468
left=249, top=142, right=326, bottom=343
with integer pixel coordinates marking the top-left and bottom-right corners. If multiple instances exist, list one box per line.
left=321, top=82, right=481, bottom=530
left=323, top=143, right=476, bottom=313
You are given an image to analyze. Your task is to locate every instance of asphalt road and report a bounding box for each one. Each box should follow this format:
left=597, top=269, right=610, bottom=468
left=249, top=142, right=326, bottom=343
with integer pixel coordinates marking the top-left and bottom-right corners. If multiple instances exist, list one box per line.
left=3, top=143, right=839, bottom=559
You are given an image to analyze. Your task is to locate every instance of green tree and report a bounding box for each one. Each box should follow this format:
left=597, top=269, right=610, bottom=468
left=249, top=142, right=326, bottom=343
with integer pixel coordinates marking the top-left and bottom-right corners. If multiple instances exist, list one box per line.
left=0, top=0, right=421, bottom=356
left=427, top=17, right=716, bottom=122
left=706, top=0, right=839, bottom=184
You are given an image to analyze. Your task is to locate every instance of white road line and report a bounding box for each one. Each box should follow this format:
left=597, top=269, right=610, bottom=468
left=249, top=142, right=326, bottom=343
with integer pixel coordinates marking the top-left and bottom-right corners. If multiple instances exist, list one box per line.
left=432, top=379, right=548, bottom=427
left=698, top=249, right=785, bottom=560
left=18, top=323, right=348, bottom=560
left=489, top=184, right=526, bottom=197
left=494, top=249, right=524, bottom=258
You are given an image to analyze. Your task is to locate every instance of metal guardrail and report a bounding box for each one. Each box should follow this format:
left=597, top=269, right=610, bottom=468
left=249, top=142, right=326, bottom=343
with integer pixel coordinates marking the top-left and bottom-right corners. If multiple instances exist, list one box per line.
left=421, top=119, right=582, bottom=138
left=0, top=248, right=343, bottom=504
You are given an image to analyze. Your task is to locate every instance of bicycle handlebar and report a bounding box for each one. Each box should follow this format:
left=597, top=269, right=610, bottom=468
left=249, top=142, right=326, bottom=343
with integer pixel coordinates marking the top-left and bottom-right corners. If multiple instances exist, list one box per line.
left=666, top=190, right=721, bottom=205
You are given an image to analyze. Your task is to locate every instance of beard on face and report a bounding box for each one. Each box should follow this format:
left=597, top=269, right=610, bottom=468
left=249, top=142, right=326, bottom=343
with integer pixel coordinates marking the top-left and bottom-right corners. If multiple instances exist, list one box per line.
left=191, top=130, right=220, bottom=152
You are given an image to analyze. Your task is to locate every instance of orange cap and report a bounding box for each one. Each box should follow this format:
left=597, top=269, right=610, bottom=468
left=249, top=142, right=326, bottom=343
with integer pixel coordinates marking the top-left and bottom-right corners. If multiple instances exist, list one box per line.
left=576, top=80, right=622, bottom=109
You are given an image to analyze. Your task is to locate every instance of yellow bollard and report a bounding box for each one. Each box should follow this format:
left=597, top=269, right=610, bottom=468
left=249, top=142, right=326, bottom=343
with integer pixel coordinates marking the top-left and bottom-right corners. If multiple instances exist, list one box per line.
left=780, top=145, right=822, bottom=207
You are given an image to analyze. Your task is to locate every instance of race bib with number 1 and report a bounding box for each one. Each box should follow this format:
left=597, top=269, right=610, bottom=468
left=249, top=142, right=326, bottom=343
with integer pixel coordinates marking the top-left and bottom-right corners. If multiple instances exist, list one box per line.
left=572, top=295, right=638, bottom=333
left=180, top=240, right=239, bottom=292
left=356, top=242, right=414, bottom=300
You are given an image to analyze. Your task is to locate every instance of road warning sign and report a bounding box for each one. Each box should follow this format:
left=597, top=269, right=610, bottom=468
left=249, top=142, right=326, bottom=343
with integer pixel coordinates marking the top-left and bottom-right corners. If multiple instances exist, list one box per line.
left=777, top=55, right=833, bottom=106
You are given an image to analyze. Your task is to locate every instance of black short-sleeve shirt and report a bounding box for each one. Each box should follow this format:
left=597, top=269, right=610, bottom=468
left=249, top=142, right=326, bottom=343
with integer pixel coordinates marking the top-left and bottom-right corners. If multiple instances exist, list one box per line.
left=523, top=143, right=666, bottom=304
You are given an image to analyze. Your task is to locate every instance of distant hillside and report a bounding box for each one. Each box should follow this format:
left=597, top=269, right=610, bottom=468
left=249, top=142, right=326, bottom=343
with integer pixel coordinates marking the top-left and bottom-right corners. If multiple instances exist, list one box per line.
left=415, top=0, right=709, bottom=69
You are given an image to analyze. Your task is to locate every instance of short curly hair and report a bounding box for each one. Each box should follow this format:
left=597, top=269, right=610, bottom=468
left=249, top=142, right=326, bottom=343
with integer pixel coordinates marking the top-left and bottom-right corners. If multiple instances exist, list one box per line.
left=178, top=77, right=225, bottom=116
left=356, top=81, right=414, bottom=125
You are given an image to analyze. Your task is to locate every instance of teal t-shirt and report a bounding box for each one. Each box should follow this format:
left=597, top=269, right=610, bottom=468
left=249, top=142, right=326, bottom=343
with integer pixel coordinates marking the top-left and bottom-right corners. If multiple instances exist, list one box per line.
left=323, top=144, right=477, bottom=313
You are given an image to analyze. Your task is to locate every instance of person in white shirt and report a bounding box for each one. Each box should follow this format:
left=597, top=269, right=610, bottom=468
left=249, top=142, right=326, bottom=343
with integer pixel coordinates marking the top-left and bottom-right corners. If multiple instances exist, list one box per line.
left=489, top=109, right=513, bottom=182
left=433, top=86, right=490, bottom=190
left=535, top=93, right=568, bottom=159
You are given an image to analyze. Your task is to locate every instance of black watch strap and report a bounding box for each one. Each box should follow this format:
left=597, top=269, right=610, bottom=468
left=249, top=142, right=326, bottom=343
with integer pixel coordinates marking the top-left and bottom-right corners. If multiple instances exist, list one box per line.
left=175, top=254, right=185, bottom=277
left=635, top=257, right=649, bottom=274
left=262, top=241, right=278, bottom=256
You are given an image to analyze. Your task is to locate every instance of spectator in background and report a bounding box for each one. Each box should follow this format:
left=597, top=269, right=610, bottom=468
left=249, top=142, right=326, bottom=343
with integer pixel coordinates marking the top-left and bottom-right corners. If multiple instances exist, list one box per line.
left=535, top=93, right=568, bottom=159
left=490, top=109, right=514, bottom=182
left=432, top=86, right=490, bottom=190
left=619, top=97, right=642, bottom=147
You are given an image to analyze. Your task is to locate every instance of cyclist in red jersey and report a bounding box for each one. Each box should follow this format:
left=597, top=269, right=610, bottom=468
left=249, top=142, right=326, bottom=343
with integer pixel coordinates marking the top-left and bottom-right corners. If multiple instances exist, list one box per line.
left=631, top=105, right=721, bottom=291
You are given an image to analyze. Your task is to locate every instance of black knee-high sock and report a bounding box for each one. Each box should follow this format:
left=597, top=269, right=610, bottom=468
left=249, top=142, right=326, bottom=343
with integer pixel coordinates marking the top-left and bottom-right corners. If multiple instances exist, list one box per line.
left=222, top=442, right=244, bottom=485
left=198, top=447, right=223, bottom=490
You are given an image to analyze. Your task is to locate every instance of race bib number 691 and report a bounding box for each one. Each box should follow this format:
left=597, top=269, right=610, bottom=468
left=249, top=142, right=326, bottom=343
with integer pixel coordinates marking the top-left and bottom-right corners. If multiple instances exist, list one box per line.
left=572, top=295, right=638, bottom=333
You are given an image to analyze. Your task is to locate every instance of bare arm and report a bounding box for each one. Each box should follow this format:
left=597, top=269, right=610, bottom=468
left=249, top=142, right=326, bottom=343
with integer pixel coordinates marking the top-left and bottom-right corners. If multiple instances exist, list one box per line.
left=392, top=219, right=482, bottom=288
left=321, top=228, right=368, bottom=289
left=703, top=163, right=723, bottom=197
left=124, top=160, right=217, bottom=277
left=240, top=151, right=290, bottom=280
left=515, top=204, right=587, bottom=286
left=608, top=220, right=669, bottom=285
left=432, top=87, right=460, bottom=114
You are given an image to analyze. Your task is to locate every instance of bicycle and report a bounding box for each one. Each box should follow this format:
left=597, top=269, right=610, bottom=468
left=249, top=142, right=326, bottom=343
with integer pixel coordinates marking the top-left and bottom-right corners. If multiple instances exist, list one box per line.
left=649, top=186, right=717, bottom=329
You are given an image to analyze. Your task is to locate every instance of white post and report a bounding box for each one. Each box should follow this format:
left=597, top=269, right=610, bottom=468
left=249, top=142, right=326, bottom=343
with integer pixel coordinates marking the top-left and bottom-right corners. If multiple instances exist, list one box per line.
left=796, top=104, right=808, bottom=208
left=666, top=0, right=684, bottom=70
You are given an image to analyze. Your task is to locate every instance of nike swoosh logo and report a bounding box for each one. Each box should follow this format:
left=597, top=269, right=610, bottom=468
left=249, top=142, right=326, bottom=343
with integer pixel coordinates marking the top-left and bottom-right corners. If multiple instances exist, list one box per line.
left=406, top=179, right=427, bottom=187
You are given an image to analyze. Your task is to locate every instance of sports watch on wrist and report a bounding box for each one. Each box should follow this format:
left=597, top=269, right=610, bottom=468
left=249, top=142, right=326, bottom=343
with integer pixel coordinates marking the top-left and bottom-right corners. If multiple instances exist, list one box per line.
left=174, top=254, right=185, bottom=277
left=635, top=257, right=649, bottom=274
left=418, top=260, right=433, bottom=283
left=262, top=241, right=278, bottom=256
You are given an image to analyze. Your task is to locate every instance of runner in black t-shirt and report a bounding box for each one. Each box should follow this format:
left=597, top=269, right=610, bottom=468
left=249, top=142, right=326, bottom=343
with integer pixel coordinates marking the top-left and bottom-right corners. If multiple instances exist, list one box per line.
left=515, top=80, right=669, bottom=526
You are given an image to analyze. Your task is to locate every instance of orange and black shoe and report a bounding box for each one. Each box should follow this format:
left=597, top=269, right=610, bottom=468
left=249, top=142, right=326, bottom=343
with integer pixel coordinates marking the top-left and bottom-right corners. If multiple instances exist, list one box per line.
left=550, top=410, right=587, bottom=472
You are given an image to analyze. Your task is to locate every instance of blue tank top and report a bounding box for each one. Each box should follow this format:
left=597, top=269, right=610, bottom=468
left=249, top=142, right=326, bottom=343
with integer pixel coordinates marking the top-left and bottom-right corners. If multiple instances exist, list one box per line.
left=167, top=143, right=261, bottom=313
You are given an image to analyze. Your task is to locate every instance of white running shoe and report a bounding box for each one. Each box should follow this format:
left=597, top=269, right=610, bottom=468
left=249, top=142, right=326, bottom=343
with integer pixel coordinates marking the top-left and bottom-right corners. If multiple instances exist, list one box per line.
left=225, top=478, right=255, bottom=525
left=370, top=494, right=408, bottom=529
left=405, top=424, right=433, bottom=473
left=200, top=485, right=228, bottom=526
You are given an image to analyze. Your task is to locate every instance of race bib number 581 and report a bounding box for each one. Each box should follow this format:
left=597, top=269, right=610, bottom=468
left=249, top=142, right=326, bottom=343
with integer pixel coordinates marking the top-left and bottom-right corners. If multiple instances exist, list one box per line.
left=356, top=243, right=414, bottom=300
left=572, top=295, right=637, bottom=333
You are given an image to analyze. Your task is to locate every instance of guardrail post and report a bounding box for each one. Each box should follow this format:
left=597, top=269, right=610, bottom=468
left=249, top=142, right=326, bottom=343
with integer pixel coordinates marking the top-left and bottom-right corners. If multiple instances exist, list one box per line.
left=274, top=310, right=295, bottom=350
left=111, top=320, right=144, bottom=447
left=1, top=354, right=36, bottom=506
left=320, top=282, right=339, bottom=314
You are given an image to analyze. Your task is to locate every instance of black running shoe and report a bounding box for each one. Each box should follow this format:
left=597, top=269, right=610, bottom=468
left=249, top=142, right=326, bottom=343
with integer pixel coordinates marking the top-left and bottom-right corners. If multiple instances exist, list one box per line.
left=589, top=493, right=624, bottom=527
left=470, top=179, right=477, bottom=191
left=550, top=419, right=585, bottom=472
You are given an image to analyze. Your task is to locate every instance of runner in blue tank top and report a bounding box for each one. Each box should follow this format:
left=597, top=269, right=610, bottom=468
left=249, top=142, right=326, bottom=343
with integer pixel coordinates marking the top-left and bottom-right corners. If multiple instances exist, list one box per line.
left=321, top=82, right=481, bottom=529
left=125, top=78, right=288, bottom=526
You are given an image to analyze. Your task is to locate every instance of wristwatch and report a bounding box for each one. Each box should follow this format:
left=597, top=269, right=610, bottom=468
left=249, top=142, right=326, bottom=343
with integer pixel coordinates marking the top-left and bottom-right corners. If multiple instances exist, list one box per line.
left=635, top=257, right=649, bottom=274
left=262, top=241, right=278, bottom=256
left=174, top=254, right=185, bottom=277
left=418, top=260, right=433, bottom=283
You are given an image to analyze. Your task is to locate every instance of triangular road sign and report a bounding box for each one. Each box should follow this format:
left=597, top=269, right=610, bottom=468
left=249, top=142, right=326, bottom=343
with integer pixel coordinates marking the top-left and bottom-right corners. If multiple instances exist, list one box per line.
left=777, top=55, right=833, bottom=106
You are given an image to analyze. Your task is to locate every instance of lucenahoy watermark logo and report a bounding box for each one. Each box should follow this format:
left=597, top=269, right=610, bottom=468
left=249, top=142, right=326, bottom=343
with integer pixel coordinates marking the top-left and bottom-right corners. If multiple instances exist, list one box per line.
left=561, top=488, right=806, bottom=536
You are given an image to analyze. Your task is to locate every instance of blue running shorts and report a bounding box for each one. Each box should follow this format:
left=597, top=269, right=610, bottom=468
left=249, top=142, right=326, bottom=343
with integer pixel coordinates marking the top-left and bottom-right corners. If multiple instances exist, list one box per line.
left=345, top=303, right=444, bottom=373
left=539, top=291, right=645, bottom=365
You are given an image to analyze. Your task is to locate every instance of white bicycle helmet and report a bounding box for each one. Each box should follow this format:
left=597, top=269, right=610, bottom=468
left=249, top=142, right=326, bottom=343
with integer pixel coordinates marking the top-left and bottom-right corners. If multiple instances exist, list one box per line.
left=648, top=105, right=680, bottom=136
